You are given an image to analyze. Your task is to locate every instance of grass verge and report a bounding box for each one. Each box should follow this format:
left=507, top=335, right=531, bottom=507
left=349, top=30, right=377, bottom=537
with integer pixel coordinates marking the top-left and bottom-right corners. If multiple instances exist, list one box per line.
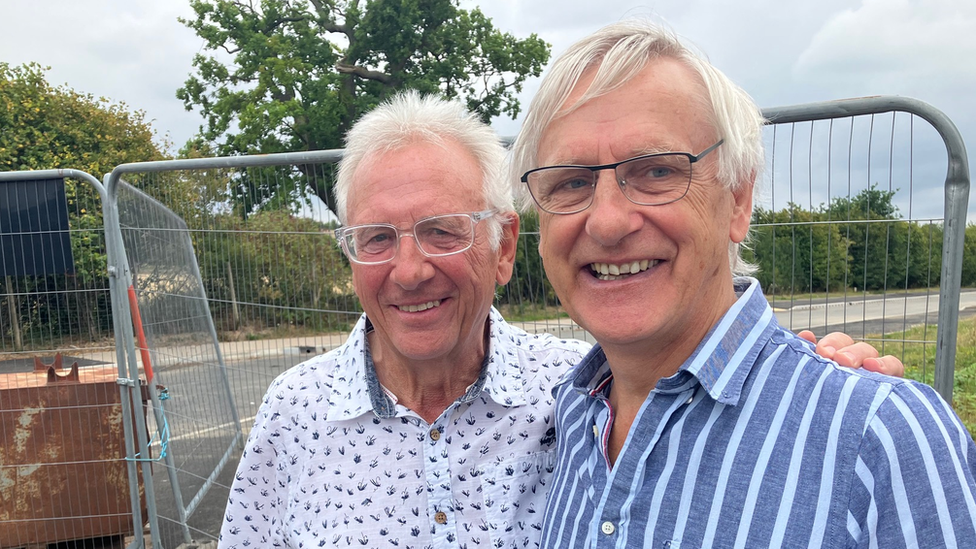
left=888, top=316, right=976, bottom=436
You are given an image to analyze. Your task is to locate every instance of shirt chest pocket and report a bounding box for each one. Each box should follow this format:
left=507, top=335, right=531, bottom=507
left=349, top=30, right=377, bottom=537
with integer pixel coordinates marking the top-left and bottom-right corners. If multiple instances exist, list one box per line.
left=479, top=449, right=556, bottom=548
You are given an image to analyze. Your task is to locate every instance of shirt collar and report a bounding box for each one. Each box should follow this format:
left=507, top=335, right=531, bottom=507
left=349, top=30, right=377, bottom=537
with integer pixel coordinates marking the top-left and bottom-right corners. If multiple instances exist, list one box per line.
left=568, top=277, right=778, bottom=406
left=326, top=307, right=529, bottom=421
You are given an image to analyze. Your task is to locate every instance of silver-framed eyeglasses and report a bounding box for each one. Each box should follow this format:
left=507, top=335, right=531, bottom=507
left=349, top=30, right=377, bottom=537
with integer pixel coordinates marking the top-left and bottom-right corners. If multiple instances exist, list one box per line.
left=335, top=210, right=496, bottom=265
left=520, top=139, right=724, bottom=215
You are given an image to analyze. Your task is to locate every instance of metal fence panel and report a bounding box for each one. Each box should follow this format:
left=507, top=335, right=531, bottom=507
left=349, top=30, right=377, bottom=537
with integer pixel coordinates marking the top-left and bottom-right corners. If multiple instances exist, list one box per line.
left=757, top=97, right=971, bottom=415
left=0, top=171, right=147, bottom=548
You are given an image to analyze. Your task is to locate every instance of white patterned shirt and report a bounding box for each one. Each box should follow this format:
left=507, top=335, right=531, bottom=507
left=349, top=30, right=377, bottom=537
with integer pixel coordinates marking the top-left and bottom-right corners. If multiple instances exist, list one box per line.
left=219, top=308, right=589, bottom=549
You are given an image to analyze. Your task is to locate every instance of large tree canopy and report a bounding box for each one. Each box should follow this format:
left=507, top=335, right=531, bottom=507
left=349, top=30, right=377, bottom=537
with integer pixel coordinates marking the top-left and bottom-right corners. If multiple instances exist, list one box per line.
left=177, top=0, right=550, bottom=214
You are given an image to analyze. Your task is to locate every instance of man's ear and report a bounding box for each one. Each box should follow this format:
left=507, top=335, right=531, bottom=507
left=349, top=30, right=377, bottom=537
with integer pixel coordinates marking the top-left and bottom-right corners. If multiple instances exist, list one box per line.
left=495, top=212, right=520, bottom=286
left=730, top=175, right=754, bottom=244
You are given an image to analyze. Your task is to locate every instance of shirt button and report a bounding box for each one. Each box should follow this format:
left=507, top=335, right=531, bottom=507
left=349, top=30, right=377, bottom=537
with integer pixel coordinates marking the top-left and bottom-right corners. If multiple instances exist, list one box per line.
left=429, top=429, right=441, bottom=441
left=600, top=521, right=615, bottom=535
left=593, top=424, right=600, bottom=437
left=434, top=511, right=448, bottom=524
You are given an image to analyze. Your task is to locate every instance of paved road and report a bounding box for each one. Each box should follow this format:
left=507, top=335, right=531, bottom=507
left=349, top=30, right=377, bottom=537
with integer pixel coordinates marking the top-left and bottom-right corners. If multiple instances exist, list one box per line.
left=771, top=289, right=976, bottom=339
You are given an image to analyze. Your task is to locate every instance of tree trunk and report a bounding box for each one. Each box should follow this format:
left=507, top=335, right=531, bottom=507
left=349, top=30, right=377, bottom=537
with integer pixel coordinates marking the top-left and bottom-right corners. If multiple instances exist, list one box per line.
left=4, top=276, right=22, bottom=351
left=226, top=261, right=240, bottom=330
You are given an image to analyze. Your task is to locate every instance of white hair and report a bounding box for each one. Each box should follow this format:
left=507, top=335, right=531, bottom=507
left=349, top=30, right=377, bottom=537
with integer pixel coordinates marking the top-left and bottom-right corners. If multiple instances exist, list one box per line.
left=335, top=91, right=512, bottom=249
left=509, top=19, right=764, bottom=275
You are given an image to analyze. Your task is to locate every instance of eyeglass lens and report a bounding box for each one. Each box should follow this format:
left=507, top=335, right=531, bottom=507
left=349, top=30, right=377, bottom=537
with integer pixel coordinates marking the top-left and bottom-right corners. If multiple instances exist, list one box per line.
left=528, top=153, right=693, bottom=213
left=346, top=214, right=474, bottom=262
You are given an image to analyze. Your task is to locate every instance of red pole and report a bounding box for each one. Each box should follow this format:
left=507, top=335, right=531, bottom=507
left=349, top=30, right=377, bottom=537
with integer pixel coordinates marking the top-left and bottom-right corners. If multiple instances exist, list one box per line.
left=127, top=285, right=154, bottom=382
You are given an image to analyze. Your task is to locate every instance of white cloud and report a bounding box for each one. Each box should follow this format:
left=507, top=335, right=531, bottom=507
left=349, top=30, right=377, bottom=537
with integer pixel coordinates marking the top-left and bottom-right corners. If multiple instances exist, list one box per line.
left=795, top=0, right=976, bottom=94
left=0, top=0, right=204, bottom=152
left=791, top=0, right=976, bottom=221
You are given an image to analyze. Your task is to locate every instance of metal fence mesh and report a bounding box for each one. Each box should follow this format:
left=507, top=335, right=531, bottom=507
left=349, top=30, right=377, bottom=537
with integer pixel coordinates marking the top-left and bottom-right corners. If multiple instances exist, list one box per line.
left=0, top=176, right=141, bottom=547
left=0, top=96, right=969, bottom=547
left=756, top=112, right=952, bottom=370
left=116, top=179, right=249, bottom=545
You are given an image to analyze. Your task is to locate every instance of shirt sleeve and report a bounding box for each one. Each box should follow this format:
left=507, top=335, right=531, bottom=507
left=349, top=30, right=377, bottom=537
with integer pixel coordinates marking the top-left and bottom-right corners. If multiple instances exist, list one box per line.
left=848, top=380, right=976, bottom=547
left=219, top=389, right=289, bottom=548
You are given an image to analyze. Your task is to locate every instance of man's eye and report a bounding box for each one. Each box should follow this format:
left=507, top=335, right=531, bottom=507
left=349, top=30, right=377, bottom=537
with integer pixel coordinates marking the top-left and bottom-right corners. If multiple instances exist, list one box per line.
left=554, top=178, right=590, bottom=192
left=421, top=226, right=456, bottom=239
left=647, top=166, right=674, bottom=178
left=357, top=230, right=394, bottom=249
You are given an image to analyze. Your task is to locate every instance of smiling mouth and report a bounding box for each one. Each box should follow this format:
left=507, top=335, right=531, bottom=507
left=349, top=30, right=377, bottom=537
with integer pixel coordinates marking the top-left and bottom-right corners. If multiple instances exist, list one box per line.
left=589, top=260, right=659, bottom=281
left=398, top=300, right=442, bottom=313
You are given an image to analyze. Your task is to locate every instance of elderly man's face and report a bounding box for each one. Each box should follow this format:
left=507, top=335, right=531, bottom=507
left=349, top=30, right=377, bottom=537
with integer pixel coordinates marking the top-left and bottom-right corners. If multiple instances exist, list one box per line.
left=535, top=58, right=752, bottom=358
left=345, top=139, right=517, bottom=365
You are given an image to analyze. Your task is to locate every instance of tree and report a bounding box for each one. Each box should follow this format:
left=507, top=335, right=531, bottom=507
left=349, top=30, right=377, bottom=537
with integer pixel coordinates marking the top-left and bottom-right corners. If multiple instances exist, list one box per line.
left=963, top=224, right=976, bottom=288
left=747, top=204, right=851, bottom=294
left=745, top=185, right=946, bottom=295
left=177, top=0, right=550, bottom=214
left=826, top=185, right=941, bottom=291
left=194, top=211, right=357, bottom=332
left=0, top=62, right=167, bottom=346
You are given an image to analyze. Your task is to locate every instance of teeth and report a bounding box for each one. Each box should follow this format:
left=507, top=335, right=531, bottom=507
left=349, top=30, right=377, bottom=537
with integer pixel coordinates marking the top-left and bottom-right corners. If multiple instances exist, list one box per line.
left=399, top=300, right=441, bottom=313
left=589, top=260, right=658, bottom=281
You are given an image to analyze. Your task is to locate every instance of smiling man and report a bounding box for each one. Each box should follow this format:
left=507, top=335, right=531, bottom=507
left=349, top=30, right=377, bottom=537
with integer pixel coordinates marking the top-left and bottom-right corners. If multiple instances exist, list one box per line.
left=220, top=90, right=899, bottom=548
left=218, top=92, right=591, bottom=549
left=511, top=20, right=976, bottom=548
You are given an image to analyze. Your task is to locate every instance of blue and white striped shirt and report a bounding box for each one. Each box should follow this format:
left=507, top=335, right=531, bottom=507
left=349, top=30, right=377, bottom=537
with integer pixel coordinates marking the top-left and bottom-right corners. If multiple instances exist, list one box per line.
left=541, top=277, right=976, bottom=548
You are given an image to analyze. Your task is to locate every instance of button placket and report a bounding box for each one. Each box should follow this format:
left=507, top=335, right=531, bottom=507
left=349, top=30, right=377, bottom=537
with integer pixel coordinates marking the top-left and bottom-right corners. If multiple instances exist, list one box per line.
left=423, top=421, right=453, bottom=542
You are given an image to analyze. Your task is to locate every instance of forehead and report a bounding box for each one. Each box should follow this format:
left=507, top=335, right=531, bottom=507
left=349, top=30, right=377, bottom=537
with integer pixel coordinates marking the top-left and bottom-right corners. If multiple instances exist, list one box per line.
left=346, top=139, right=485, bottom=224
left=538, top=58, right=714, bottom=164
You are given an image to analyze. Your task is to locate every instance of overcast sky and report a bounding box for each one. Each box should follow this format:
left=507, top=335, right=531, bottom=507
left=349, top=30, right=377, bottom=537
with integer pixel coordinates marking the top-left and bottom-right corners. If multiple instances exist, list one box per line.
left=2, top=0, right=974, bottom=222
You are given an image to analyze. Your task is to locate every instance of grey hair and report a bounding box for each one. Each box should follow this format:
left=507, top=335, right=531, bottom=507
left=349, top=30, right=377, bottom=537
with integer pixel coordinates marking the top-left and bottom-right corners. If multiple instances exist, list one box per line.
left=335, top=91, right=512, bottom=249
left=509, top=19, right=764, bottom=275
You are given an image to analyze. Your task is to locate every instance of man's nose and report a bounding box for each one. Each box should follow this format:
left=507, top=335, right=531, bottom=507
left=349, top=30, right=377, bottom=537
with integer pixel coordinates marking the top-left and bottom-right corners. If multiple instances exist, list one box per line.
left=389, top=235, right=435, bottom=290
left=584, top=171, right=643, bottom=246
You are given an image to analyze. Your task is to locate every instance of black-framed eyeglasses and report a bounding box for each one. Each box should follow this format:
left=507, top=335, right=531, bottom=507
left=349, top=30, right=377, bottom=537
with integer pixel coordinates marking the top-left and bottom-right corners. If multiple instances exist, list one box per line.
left=334, top=210, right=495, bottom=265
left=520, top=139, right=724, bottom=215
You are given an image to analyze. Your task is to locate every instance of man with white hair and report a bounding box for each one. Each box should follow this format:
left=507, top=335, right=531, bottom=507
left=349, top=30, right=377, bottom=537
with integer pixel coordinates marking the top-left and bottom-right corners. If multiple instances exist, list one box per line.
left=511, top=20, right=976, bottom=548
left=219, top=91, right=590, bottom=548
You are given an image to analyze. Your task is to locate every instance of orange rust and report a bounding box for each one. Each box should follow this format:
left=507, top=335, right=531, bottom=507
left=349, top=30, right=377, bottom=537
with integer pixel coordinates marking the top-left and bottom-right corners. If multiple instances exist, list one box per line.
left=0, top=365, right=148, bottom=546
left=33, top=353, right=64, bottom=372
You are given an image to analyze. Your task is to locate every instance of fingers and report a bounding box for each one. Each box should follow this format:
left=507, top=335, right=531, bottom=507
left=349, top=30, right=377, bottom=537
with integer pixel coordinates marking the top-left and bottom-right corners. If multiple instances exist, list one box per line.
left=828, top=342, right=879, bottom=368
left=797, top=330, right=817, bottom=345
left=860, top=355, right=906, bottom=378
left=816, top=332, right=857, bottom=358
left=798, top=330, right=906, bottom=378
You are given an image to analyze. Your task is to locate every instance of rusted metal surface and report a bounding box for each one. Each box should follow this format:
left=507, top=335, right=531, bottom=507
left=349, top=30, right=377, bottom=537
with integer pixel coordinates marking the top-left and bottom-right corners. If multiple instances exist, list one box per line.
left=0, top=357, right=147, bottom=547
